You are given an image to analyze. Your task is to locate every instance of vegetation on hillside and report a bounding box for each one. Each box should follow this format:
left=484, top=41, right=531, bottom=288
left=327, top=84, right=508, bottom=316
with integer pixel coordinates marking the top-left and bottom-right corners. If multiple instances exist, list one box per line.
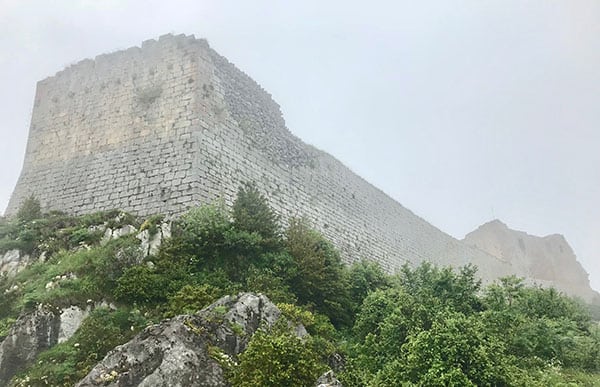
left=0, top=187, right=599, bottom=386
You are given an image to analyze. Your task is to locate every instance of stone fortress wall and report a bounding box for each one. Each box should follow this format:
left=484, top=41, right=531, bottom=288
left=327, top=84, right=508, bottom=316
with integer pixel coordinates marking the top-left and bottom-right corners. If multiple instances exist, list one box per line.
left=7, top=35, right=208, bottom=216
left=7, top=34, right=596, bottom=299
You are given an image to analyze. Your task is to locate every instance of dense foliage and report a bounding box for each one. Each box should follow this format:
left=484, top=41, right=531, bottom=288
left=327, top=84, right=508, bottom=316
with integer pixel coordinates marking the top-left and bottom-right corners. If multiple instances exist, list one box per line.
left=0, top=187, right=599, bottom=386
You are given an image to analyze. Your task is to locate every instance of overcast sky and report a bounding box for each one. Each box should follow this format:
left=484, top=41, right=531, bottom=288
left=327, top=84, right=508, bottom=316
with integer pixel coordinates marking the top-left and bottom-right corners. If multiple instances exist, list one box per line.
left=1, top=0, right=598, bottom=291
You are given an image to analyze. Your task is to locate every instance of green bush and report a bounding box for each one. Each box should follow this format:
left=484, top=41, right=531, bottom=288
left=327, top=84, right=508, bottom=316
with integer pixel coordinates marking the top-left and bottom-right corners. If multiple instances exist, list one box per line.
left=285, top=218, right=351, bottom=327
left=115, top=265, right=169, bottom=304
left=0, top=317, right=16, bottom=340
left=232, top=182, right=280, bottom=241
left=16, top=195, right=42, bottom=223
left=165, top=284, right=223, bottom=317
left=229, top=323, right=325, bottom=387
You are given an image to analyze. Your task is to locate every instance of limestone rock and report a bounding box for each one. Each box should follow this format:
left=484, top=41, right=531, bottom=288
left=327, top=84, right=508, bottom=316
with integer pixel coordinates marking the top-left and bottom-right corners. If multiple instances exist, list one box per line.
left=464, top=220, right=600, bottom=303
left=0, top=305, right=60, bottom=386
left=137, top=222, right=171, bottom=257
left=0, top=303, right=97, bottom=385
left=316, top=370, right=343, bottom=387
left=103, top=225, right=138, bottom=243
left=58, top=306, right=89, bottom=344
left=0, top=249, right=31, bottom=276
left=76, top=293, right=290, bottom=387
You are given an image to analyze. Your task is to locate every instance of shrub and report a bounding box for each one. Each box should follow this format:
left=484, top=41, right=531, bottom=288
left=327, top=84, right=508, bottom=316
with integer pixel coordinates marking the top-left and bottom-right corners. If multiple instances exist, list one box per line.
left=285, top=218, right=351, bottom=327
left=16, top=195, right=42, bottom=223
left=230, top=323, right=325, bottom=387
left=232, top=182, right=280, bottom=241
left=165, top=284, right=223, bottom=317
left=114, top=265, right=168, bottom=304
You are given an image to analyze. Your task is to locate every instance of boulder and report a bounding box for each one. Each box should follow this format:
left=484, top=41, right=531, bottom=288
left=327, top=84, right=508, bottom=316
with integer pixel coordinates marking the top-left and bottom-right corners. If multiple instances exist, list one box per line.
left=0, top=305, right=60, bottom=385
left=0, top=303, right=97, bottom=385
left=76, top=293, right=290, bottom=387
left=0, top=249, right=31, bottom=276
left=58, top=306, right=89, bottom=344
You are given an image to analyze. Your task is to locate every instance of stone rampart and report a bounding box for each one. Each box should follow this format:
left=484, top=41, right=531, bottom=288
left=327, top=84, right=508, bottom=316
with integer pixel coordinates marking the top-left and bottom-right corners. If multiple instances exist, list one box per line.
left=6, top=34, right=519, bottom=282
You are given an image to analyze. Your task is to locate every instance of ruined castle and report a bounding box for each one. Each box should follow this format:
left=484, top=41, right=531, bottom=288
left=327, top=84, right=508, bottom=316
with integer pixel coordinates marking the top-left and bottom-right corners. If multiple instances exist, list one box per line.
left=6, top=34, right=598, bottom=302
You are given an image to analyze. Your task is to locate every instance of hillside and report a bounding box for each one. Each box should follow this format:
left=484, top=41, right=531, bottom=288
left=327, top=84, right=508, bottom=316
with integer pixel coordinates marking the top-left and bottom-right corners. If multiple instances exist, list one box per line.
left=0, top=189, right=599, bottom=386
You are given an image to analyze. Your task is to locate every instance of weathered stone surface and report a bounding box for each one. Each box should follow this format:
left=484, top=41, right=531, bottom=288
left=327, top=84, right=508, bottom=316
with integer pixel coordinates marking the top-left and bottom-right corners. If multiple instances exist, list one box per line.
left=464, top=220, right=600, bottom=302
left=0, top=249, right=31, bottom=276
left=0, top=305, right=60, bottom=386
left=103, top=225, right=138, bottom=243
left=76, top=293, right=288, bottom=387
left=137, top=222, right=171, bottom=256
left=58, top=306, right=89, bottom=344
left=4, top=33, right=515, bottom=285
left=0, top=303, right=101, bottom=385
left=316, top=370, right=343, bottom=387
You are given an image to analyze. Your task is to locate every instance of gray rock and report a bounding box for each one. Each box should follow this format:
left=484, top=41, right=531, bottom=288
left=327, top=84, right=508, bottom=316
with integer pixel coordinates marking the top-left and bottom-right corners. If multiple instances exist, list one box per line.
left=103, top=225, right=138, bottom=243
left=137, top=222, right=171, bottom=257
left=76, top=293, right=291, bottom=387
left=0, top=305, right=61, bottom=386
left=0, top=249, right=31, bottom=276
left=316, top=370, right=343, bottom=387
left=58, top=306, right=89, bottom=344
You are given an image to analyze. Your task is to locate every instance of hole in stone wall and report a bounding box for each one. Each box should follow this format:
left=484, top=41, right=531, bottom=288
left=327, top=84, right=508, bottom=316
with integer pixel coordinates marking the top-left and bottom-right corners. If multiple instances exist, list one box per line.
left=135, top=85, right=163, bottom=105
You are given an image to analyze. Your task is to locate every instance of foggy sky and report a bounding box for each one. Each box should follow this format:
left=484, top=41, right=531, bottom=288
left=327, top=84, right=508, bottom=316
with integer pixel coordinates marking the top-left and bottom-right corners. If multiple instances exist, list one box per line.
left=1, top=0, right=598, bottom=291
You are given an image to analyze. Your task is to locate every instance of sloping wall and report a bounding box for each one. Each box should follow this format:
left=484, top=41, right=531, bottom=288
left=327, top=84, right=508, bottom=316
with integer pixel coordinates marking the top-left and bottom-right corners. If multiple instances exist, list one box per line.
left=7, top=34, right=524, bottom=283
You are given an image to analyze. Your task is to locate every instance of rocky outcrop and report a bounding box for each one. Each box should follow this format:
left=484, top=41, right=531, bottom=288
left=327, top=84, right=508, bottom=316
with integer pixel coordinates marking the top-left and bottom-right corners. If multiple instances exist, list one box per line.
left=137, top=222, right=171, bottom=257
left=0, top=305, right=60, bottom=385
left=76, top=293, right=289, bottom=387
left=58, top=305, right=89, bottom=343
left=102, top=225, right=138, bottom=243
left=0, top=304, right=92, bottom=385
left=464, top=220, right=599, bottom=303
left=0, top=249, right=31, bottom=276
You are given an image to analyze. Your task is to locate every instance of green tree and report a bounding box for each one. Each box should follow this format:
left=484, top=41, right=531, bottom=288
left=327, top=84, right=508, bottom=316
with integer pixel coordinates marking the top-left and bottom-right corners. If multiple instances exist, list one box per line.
left=394, top=311, right=516, bottom=386
left=285, top=218, right=351, bottom=327
left=342, top=263, right=524, bottom=386
left=346, top=259, right=390, bottom=315
left=16, top=195, right=42, bottom=222
left=175, top=201, right=233, bottom=264
left=232, top=182, right=280, bottom=241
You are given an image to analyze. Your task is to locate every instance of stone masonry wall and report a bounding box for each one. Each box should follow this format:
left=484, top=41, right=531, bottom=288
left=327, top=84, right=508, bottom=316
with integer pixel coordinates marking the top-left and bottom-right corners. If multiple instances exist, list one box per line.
left=8, top=34, right=514, bottom=283
left=7, top=34, right=207, bottom=216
